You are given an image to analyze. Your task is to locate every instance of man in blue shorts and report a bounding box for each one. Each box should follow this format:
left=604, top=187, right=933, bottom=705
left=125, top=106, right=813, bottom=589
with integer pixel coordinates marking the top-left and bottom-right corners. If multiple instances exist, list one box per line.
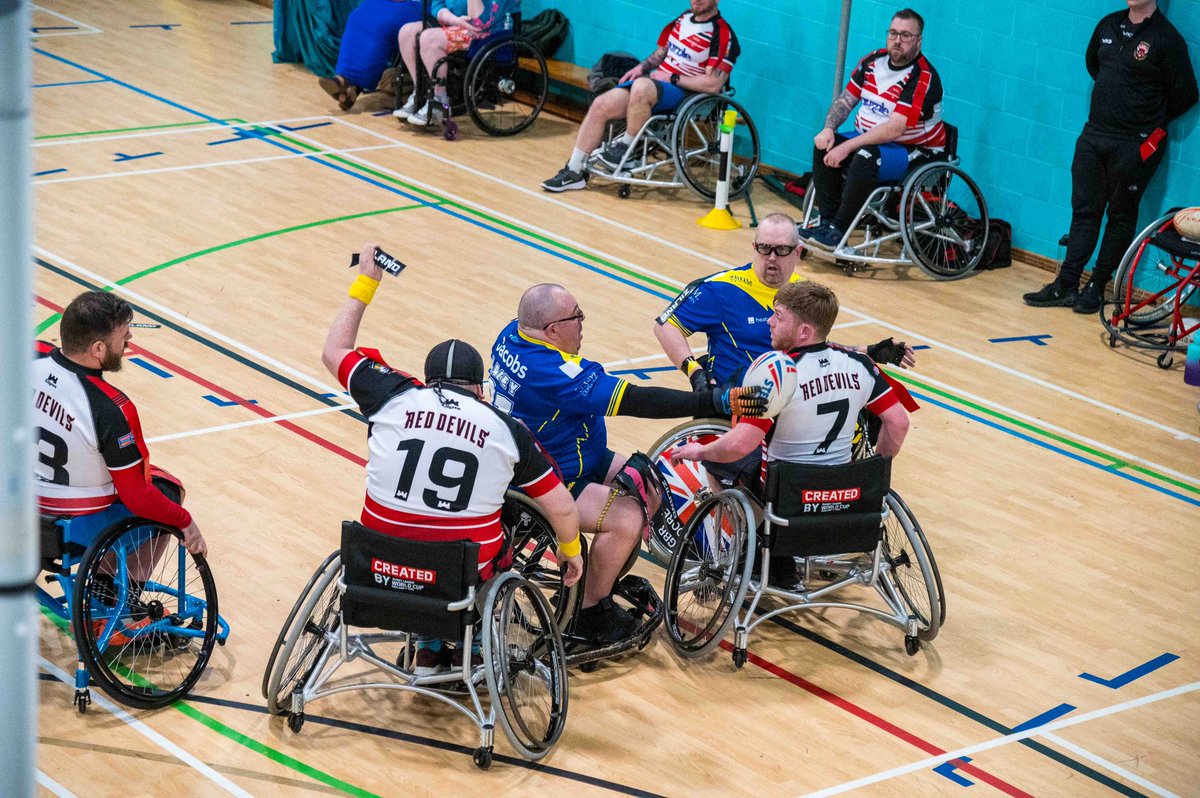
left=490, top=283, right=764, bottom=641
left=541, top=0, right=740, bottom=192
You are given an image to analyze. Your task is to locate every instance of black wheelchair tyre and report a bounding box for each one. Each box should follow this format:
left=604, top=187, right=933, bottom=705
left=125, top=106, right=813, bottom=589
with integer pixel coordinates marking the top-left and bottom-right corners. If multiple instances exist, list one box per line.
left=900, top=162, right=989, bottom=280
left=261, top=549, right=340, bottom=701
left=888, top=490, right=945, bottom=627
left=464, top=35, right=548, bottom=136
left=502, top=490, right=583, bottom=632
left=882, top=491, right=942, bottom=641
left=71, top=518, right=219, bottom=709
left=671, top=94, right=760, bottom=202
left=264, top=553, right=343, bottom=715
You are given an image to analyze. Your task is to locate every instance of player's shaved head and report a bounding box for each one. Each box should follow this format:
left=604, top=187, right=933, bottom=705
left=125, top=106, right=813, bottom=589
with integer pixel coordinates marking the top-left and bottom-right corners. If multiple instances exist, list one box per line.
left=518, top=283, right=574, bottom=331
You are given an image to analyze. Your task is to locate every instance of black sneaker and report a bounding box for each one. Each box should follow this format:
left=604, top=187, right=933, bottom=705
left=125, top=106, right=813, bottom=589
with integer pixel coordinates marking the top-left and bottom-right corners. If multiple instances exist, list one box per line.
left=1073, top=280, right=1103, bottom=314
left=574, top=597, right=639, bottom=643
left=767, top=556, right=802, bottom=591
left=597, top=140, right=630, bottom=170
left=1023, top=279, right=1078, bottom=307
left=542, top=166, right=587, bottom=192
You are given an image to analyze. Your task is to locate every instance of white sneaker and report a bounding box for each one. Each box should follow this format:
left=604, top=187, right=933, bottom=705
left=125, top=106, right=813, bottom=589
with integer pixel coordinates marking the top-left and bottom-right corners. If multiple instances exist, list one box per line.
left=392, top=94, right=418, bottom=120
left=407, top=100, right=441, bottom=127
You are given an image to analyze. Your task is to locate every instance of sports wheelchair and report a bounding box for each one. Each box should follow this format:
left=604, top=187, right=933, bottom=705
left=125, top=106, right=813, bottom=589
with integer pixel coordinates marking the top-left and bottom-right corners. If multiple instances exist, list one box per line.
left=1100, top=208, right=1200, bottom=369
left=587, top=91, right=761, bottom=201
left=800, top=124, right=990, bottom=280
left=501, top=487, right=664, bottom=672
left=648, top=419, right=943, bottom=664
left=262, top=521, right=568, bottom=768
left=37, top=506, right=229, bottom=711
left=399, top=10, right=548, bottom=141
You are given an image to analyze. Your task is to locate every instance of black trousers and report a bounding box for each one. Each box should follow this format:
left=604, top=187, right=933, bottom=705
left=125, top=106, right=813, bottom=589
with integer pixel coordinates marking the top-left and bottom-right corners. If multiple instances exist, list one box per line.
left=1060, top=129, right=1166, bottom=288
left=811, top=135, right=932, bottom=232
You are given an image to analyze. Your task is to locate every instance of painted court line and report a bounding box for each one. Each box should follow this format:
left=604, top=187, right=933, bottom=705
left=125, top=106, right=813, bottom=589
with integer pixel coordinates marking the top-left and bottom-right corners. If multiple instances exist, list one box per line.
left=327, top=115, right=1200, bottom=446
left=38, top=658, right=256, bottom=798
left=32, top=115, right=332, bottom=148
left=31, top=4, right=101, bottom=36
left=1042, top=732, right=1180, bottom=798
left=146, top=403, right=356, bottom=444
left=800, top=681, right=1200, bottom=798
left=36, top=771, right=78, bottom=798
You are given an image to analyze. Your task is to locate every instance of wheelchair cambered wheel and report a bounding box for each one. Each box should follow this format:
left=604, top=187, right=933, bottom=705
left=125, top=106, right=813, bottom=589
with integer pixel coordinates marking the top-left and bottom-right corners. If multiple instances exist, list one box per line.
left=264, top=552, right=342, bottom=715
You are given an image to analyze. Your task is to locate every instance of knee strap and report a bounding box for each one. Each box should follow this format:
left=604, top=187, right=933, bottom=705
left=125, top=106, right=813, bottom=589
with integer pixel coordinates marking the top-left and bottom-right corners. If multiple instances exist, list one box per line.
left=597, top=452, right=659, bottom=535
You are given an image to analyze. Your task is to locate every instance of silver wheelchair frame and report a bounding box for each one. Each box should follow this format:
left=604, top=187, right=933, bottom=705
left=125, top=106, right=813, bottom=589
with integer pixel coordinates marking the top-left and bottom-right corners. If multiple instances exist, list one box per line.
left=262, top=531, right=569, bottom=769
left=800, top=123, right=990, bottom=280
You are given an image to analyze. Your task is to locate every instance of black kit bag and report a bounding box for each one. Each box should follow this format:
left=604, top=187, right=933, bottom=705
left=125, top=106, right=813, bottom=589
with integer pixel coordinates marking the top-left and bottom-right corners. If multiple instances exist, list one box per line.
left=977, top=218, right=1013, bottom=270
left=523, top=9, right=570, bottom=59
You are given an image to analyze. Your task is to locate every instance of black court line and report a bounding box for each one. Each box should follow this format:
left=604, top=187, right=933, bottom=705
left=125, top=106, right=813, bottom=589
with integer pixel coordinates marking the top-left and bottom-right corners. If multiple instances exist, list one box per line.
left=38, top=256, right=1145, bottom=796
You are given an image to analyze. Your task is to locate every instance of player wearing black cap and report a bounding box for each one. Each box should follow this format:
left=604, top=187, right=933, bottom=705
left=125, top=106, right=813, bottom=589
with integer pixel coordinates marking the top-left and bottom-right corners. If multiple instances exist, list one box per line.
left=322, top=245, right=585, bottom=667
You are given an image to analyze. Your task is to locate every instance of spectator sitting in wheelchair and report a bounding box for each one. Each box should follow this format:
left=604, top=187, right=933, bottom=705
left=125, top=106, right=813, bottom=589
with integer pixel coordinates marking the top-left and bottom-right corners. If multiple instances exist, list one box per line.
left=801, top=8, right=946, bottom=249
left=671, top=282, right=910, bottom=582
left=393, top=0, right=519, bottom=126
left=34, top=292, right=206, bottom=641
left=318, top=0, right=423, bottom=112
left=323, top=246, right=583, bottom=674
left=541, top=0, right=740, bottom=192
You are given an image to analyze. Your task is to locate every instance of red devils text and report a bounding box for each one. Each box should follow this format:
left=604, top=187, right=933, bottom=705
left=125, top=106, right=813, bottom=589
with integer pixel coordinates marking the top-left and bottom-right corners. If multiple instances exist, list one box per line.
left=797, top=372, right=862, bottom=401
left=403, top=410, right=490, bottom=448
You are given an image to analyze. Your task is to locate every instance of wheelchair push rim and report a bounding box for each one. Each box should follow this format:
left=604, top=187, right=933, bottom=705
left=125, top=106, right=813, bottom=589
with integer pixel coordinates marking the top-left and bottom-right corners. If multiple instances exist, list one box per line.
left=671, top=95, right=760, bottom=202
left=900, top=162, right=989, bottom=280
left=264, top=552, right=343, bottom=715
left=664, top=488, right=756, bottom=658
left=882, top=491, right=942, bottom=641
left=482, top=571, right=569, bottom=759
left=71, top=518, right=219, bottom=709
left=464, top=35, right=548, bottom=137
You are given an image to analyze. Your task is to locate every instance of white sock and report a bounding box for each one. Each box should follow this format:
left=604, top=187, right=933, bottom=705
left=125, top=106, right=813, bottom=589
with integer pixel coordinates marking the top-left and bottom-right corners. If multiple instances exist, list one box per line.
left=617, top=132, right=634, bottom=146
left=567, top=148, right=587, bottom=173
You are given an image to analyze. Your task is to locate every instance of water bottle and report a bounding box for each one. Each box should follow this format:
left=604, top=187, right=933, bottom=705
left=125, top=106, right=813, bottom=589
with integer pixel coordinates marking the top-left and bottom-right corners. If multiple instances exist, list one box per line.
left=504, top=12, right=512, bottom=30
left=1184, top=336, right=1200, bottom=387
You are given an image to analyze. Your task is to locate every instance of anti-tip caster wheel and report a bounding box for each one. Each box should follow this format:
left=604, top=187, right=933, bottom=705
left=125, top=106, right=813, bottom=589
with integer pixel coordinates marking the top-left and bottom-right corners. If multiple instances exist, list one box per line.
left=287, top=712, right=305, bottom=733
left=904, top=635, right=920, bottom=656
left=732, top=648, right=747, bottom=669
left=473, top=746, right=493, bottom=769
left=618, top=184, right=631, bottom=199
left=580, top=660, right=598, bottom=674
left=1157, top=351, right=1174, bottom=369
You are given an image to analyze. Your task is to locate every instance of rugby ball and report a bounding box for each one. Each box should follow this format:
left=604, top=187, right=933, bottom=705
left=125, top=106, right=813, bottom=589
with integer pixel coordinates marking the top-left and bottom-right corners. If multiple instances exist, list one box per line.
left=1173, top=207, right=1200, bottom=241
left=741, top=350, right=798, bottom=418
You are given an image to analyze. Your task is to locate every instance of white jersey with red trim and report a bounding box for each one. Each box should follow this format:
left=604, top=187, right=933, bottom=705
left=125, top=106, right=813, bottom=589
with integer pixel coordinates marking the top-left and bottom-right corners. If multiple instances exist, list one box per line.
left=33, top=346, right=148, bottom=515
left=339, top=351, right=560, bottom=573
left=739, top=343, right=898, bottom=466
left=656, top=10, right=740, bottom=78
left=848, top=49, right=945, bottom=148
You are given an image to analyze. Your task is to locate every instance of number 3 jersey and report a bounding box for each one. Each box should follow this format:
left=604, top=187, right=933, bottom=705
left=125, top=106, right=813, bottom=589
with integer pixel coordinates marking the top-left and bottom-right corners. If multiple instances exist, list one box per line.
left=339, top=350, right=560, bottom=573
left=737, top=343, right=898, bottom=466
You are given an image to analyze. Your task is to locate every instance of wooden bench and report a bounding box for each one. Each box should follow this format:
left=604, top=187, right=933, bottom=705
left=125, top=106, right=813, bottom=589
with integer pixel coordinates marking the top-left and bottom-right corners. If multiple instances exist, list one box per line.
left=526, top=57, right=591, bottom=122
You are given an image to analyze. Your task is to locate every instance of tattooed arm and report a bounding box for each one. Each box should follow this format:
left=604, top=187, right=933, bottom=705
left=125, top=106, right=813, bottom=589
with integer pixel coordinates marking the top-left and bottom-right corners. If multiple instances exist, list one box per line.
left=814, top=89, right=858, bottom=150
left=619, top=46, right=669, bottom=84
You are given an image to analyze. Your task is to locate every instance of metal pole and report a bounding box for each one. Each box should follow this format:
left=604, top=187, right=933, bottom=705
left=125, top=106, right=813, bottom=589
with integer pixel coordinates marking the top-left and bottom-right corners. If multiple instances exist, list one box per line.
left=0, top=1, right=39, bottom=796
left=833, top=0, right=852, bottom=101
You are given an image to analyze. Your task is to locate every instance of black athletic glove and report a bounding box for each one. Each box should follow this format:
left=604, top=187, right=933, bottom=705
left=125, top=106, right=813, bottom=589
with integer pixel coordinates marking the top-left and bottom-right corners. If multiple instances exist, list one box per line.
left=866, top=337, right=907, bottom=366
left=713, top=385, right=767, bottom=417
left=681, top=356, right=712, bottom=392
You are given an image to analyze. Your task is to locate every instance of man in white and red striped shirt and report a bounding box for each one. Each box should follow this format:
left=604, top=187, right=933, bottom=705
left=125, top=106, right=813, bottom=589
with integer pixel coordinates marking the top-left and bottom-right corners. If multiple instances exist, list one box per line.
left=802, top=9, right=946, bottom=248
left=542, top=0, right=740, bottom=192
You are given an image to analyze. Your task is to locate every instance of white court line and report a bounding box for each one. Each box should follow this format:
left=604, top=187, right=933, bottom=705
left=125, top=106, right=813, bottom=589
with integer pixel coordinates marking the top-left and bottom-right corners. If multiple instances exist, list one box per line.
left=39, top=658, right=255, bottom=798
left=32, top=115, right=336, bottom=148
left=36, top=247, right=345, bottom=398
left=31, top=5, right=101, bottom=36
left=33, top=142, right=403, bottom=186
left=799, top=681, right=1200, bottom=798
left=1043, top=732, right=1180, bottom=798
left=147, top=403, right=356, bottom=444
left=325, top=116, right=1200, bottom=446
left=36, top=771, right=78, bottom=798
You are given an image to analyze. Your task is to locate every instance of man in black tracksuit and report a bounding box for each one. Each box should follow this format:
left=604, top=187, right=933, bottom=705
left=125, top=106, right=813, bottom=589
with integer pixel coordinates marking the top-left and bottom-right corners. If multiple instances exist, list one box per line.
left=1024, top=0, right=1197, bottom=314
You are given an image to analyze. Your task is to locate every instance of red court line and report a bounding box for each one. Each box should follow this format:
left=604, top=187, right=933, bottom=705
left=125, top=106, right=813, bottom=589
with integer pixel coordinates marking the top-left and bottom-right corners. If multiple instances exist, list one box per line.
left=36, top=295, right=1030, bottom=796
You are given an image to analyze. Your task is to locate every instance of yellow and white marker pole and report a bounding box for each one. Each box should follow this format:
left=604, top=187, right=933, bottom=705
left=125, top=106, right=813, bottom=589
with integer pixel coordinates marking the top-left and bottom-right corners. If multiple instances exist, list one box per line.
left=697, top=108, right=742, bottom=230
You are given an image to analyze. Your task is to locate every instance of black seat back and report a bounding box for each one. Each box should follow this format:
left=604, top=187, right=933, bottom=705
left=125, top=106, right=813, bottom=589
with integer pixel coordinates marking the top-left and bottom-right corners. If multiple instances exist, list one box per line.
left=764, top=457, right=891, bottom=557
left=340, top=521, right=480, bottom=639
left=942, top=122, right=958, bottom=159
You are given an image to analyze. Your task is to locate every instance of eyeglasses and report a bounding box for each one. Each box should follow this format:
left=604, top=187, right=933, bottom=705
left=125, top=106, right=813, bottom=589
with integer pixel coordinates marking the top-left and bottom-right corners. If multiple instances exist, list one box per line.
left=887, top=29, right=918, bottom=42
left=754, top=242, right=798, bottom=257
left=543, top=310, right=585, bottom=329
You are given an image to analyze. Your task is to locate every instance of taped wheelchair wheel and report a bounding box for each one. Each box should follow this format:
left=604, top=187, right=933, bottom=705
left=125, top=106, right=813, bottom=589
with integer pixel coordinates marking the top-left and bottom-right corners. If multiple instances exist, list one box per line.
left=664, top=489, right=755, bottom=658
left=502, top=490, right=583, bottom=633
left=482, top=572, right=569, bottom=760
left=264, top=553, right=342, bottom=715
left=465, top=35, right=548, bottom=137
left=900, top=162, right=988, bottom=280
left=882, top=491, right=942, bottom=641
left=71, top=518, right=219, bottom=709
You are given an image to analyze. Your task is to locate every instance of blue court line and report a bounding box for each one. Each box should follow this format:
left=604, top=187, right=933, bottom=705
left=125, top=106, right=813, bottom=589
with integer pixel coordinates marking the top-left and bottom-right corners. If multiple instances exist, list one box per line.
left=31, top=26, right=78, bottom=32
left=1080, top=653, right=1180, bottom=689
left=610, top=365, right=677, bottom=379
left=230, top=20, right=272, bottom=25
left=33, top=78, right=107, bottom=88
left=1011, top=703, right=1075, bottom=733
left=114, top=151, right=163, bottom=162
left=129, top=356, right=172, bottom=378
left=276, top=122, right=333, bottom=132
left=203, top=394, right=259, bottom=407
left=933, top=757, right=974, bottom=786
left=129, top=24, right=180, bottom=30
left=34, top=168, right=67, bottom=177
left=989, top=334, right=1053, bottom=346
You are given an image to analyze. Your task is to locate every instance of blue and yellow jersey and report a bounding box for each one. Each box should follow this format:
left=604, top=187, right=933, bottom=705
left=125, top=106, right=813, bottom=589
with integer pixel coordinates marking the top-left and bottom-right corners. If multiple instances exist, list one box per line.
left=489, top=320, right=628, bottom=484
left=656, top=263, right=805, bottom=386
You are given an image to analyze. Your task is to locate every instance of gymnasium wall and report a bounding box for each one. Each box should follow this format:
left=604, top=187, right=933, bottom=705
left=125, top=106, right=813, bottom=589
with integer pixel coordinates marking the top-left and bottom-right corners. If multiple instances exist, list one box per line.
left=522, top=0, right=1200, bottom=262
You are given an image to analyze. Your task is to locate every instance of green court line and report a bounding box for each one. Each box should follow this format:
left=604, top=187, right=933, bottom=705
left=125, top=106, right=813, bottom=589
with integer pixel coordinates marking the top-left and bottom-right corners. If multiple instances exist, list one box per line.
left=34, top=118, right=244, bottom=141
left=889, top=370, right=1200, bottom=496
left=39, top=606, right=380, bottom=798
left=34, top=202, right=437, bottom=334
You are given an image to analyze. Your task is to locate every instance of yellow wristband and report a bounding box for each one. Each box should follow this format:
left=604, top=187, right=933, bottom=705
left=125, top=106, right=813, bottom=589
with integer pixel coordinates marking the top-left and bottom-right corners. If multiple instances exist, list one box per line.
left=558, top=533, right=581, bottom=559
left=682, top=357, right=700, bottom=377
left=349, top=274, right=380, bottom=305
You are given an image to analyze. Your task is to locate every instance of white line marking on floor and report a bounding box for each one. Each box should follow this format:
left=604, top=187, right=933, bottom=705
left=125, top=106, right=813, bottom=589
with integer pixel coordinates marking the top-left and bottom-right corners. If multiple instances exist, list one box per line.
left=36, top=771, right=78, bottom=798
left=33, top=116, right=333, bottom=148
left=31, top=5, right=101, bottom=36
left=147, top=403, right=356, bottom=444
left=1043, top=731, right=1180, bottom=798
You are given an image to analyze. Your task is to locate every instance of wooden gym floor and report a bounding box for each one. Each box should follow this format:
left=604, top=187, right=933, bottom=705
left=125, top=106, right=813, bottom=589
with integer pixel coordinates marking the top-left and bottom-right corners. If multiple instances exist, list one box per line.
left=29, top=0, right=1199, bottom=795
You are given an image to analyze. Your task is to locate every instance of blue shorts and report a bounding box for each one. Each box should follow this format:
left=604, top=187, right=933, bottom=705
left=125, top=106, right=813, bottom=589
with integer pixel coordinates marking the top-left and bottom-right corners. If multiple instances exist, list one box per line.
left=565, top=449, right=616, bottom=499
left=615, top=79, right=688, bottom=115
left=839, top=131, right=912, bottom=182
